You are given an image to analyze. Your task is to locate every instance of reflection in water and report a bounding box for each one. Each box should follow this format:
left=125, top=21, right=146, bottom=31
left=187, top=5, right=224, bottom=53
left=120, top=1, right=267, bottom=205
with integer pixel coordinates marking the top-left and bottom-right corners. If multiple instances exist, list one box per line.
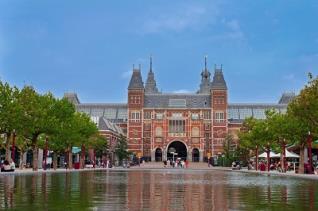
left=0, top=170, right=318, bottom=210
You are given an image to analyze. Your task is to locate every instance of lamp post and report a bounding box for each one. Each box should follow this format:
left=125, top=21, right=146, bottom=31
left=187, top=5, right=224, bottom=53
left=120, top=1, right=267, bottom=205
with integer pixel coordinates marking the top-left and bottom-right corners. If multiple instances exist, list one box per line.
left=11, top=130, right=16, bottom=162
left=307, top=131, right=313, bottom=174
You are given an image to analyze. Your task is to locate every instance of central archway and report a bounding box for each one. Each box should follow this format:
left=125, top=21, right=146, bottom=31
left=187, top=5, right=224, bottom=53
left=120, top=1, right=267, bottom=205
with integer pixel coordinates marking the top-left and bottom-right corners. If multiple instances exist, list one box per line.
left=167, top=141, right=187, bottom=161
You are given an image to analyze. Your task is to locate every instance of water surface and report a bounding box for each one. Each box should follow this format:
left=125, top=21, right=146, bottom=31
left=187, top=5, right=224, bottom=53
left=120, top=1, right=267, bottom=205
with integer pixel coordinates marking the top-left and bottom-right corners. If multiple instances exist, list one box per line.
left=0, top=169, right=317, bottom=210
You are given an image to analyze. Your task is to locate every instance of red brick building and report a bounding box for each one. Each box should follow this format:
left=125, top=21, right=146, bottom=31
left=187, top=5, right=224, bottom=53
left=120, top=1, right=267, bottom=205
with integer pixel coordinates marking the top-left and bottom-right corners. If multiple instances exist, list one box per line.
left=66, top=57, right=294, bottom=162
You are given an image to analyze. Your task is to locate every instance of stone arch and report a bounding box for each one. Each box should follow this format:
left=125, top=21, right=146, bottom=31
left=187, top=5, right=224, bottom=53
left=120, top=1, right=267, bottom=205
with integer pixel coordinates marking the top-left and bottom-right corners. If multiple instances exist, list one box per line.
left=167, top=140, right=188, bottom=161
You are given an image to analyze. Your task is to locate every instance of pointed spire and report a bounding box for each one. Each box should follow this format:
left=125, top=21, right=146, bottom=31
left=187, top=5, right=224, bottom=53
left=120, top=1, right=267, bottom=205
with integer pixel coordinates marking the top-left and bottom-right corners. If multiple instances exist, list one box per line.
left=198, top=56, right=211, bottom=94
left=145, top=55, right=159, bottom=94
left=150, top=55, right=153, bottom=73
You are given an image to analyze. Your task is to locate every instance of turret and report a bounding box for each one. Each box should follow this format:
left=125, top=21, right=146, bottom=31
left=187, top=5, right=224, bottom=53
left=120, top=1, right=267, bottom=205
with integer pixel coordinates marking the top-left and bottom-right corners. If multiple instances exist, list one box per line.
left=127, top=65, right=144, bottom=157
left=211, top=65, right=227, bottom=90
left=145, top=56, right=160, bottom=94
left=128, top=65, right=144, bottom=90
left=198, top=56, right=211, bottom=94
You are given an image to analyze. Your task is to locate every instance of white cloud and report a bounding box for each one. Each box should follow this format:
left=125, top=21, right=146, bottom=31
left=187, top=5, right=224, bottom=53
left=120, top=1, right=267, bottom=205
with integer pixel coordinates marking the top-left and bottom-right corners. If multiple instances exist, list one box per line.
left=142, top=4, right=217, bottom=34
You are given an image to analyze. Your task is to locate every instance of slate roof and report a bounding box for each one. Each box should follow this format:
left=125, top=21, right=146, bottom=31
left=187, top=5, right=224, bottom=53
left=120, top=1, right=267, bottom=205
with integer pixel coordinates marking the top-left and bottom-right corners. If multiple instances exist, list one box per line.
left=278, top=92, right=295, bottom=104
left=64, top=93, right=80, bottom=104
left=76, top=103, right=127, bottom=123
left=228, top=103, right=288, bottom=123
left=128, top=69, right=144, bottom=89
left=98, top=117, right=124, bottom=135
left=211, top=69, right=227, bottom=90
left=144, top=93, right=211, bottom=108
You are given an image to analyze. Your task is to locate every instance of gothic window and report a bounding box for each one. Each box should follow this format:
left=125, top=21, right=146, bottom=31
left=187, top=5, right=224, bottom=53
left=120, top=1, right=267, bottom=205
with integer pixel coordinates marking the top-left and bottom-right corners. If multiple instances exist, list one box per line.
left=156, top=113, right=163, bottom=120
left=169, top=120, right=185, bottom=133
left=203, top=111, right=211, bottom=119
left=130, top=111, right=140, bottom=122
left=191, top=113, right=199, bottom=120
left=215, top=111, right=225, bottom=123
left=144, top=111, right=152, bottom=119
left=130, top=95, right=141, bottom=104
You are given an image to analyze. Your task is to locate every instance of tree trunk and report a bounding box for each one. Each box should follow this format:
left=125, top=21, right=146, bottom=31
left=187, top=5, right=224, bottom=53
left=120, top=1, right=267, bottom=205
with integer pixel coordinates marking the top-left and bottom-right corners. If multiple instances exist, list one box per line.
left=32, top=144, right=38, bottom=171
left=80, top=144, right=85, bottom=169
left=53, top=152, right=58, bottom=170
left=5, top=133, right=11, bottom=161
left=68, top=147, right=73, bottom=169
left=19, top=150, right=25, bottom=169
left=299, top=145, right=305, bottom=174
left=266, top=149, right=270, bottom=172
left=281, top=143, right=286, bottom=173
left=255, top=146, right=259, bottom=171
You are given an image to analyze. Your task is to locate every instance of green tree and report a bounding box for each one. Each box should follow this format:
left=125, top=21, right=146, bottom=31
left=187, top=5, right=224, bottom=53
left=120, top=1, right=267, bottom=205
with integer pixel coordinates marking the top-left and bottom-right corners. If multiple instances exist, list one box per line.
left=88, top=135, right=108, bottom=166
left=71, top=112, right=98, bottom=169
left=223, top=134, right=236, bottom=166
left=287, top=74, right=318, bottom=173
left=239, top=117, right=262, bottom=170
left=15, top=134, right=31, bottom=169
left=266, top=110, right=300, bottom=172
left=115, top=134, right=130, bottom=165
left=18, top=86, right=57, bottom=171
left=0, top=81, right=22, bottom=161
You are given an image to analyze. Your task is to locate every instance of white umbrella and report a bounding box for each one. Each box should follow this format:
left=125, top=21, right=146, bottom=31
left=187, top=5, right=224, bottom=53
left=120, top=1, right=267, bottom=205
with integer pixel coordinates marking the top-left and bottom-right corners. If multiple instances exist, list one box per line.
left=253, top=151, right=280, bottom=158
left=276, top=149, right=300, bottom=158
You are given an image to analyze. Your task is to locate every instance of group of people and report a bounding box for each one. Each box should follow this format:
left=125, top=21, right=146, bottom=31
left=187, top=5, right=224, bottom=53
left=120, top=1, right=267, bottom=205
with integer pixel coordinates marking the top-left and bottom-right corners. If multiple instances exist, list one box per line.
left=163, top=158, right=188, bottom=168
left=1, top=159, right=15, bottom=172
left=247, top=160, right=295, bottom=172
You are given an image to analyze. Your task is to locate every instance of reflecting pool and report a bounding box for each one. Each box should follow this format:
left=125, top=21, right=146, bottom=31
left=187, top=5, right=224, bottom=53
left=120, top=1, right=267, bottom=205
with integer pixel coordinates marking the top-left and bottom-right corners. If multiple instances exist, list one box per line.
left=1, top=169, right=318, bottom=210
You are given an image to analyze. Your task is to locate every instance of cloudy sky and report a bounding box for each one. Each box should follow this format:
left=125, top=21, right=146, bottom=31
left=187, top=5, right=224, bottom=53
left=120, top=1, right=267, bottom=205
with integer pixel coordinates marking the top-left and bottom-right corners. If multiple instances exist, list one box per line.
left=0, top=1, right=317, bottom=103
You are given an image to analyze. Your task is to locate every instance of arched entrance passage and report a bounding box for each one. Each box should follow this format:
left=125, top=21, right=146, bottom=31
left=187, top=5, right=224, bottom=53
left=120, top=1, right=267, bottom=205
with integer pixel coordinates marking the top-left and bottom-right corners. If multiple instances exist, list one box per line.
left=192, top=148, right=200, bottom=162
left=155, top=148, right=162, bottom=162
left=167, top=141, right=187, bottom=161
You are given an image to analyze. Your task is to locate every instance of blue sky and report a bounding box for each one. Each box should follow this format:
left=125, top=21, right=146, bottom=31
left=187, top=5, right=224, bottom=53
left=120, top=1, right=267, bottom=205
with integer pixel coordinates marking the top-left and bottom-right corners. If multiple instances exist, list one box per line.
left=0, top=0, right=317, bottom=103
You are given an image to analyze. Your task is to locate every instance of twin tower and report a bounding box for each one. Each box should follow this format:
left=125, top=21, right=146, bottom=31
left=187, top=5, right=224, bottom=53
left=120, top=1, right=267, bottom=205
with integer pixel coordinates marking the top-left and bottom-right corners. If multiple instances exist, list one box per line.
left=128, top=56, right=227, bottom=94
left=126, top=56, right=228, bottom=161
